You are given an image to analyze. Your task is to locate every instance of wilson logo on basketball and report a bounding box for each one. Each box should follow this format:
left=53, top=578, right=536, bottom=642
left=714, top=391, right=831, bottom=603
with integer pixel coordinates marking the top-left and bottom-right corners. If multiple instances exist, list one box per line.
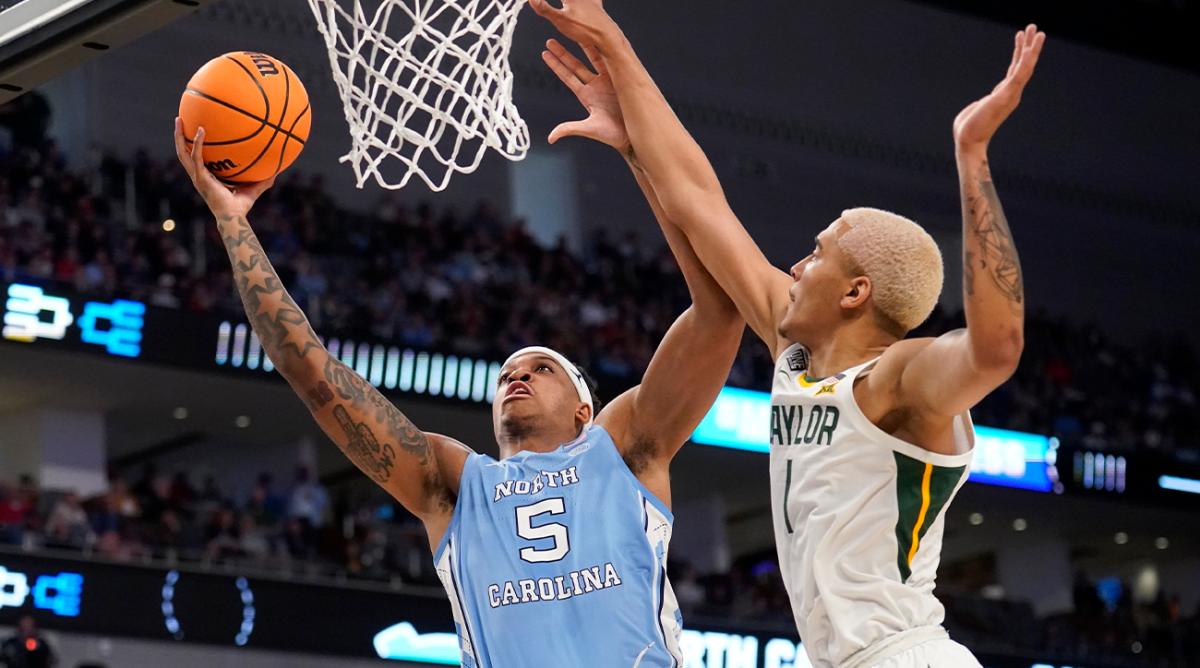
left=244, top=52, right=279, bottom=77
left=205, top=159, right=238, bottom=172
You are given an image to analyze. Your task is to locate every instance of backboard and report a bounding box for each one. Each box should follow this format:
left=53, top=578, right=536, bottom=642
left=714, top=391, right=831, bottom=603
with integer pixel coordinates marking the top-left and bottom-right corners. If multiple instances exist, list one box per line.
left=0, top=0, right=216, bottom=105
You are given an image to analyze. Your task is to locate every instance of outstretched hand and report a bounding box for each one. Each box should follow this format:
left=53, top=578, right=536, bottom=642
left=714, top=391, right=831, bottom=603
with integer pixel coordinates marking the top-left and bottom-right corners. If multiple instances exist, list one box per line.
left=541, top=38, right=630, bottom=152
left=954, top=24, right=1046, bottom=154
left=173, top=117, right=274, bottom=221
left=528, top=0, right=617, bottom=48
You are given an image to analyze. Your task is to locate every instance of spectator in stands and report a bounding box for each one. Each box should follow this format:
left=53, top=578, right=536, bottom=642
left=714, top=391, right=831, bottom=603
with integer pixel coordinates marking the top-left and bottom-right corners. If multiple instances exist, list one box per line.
left=42, top=492, right=91, bottom=549
left=204, top=506, right=242, bottom=562
left=288, top=466, right=328, bottom=533
left=237, top=514, right=272, bottom=564
left=0, top=479, right=33, bottom=546
left=0, top=615, right=56, bottom=668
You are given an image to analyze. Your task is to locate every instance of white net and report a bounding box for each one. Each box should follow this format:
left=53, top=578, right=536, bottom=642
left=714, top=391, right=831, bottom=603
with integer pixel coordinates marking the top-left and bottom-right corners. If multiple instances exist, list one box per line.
left=308, top=0, right=530, bottom=191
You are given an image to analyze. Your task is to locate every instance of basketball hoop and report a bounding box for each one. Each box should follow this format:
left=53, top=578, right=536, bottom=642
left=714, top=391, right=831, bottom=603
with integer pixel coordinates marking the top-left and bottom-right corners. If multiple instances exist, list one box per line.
left=307, top=0, right=530, bottom=191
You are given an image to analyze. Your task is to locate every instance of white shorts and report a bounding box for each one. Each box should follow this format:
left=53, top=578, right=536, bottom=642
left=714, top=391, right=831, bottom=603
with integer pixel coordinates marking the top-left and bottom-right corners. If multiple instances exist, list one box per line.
left=868, top=638, right=983, bottom=668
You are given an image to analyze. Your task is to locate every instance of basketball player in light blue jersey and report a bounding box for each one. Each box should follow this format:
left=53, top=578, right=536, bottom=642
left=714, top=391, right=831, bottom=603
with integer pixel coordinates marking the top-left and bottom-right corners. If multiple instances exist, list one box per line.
left=173, top=91, right=743, bottom=663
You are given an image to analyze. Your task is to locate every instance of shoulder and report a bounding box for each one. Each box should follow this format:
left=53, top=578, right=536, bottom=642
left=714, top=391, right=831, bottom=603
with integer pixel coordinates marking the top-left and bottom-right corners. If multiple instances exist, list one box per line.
left=594, top=386, right=637, bottom=446
left=859, top=336, right=940, bottom=394
left=594, top=393, right=657, bottom=474
left=424, top=432, right=476, bottom=498
left=425, top=432, right=476, bottom=457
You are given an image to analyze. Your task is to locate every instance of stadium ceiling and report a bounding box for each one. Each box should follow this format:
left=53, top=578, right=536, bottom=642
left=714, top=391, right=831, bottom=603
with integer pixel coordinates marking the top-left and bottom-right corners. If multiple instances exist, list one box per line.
left=907, top=0, right=1200, bottom=75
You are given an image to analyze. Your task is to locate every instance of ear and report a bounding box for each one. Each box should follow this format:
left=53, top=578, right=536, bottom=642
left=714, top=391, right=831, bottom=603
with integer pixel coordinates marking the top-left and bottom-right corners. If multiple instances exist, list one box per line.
left=574, top=402, right=593, bottom=430
left=841, top=276, right=872, bottom=310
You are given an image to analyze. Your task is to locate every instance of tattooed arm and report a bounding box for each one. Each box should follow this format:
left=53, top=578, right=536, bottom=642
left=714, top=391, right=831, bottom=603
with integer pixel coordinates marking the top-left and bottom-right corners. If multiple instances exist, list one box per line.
left=894, top=25, right=1045, bottom=420
left=173, top=120, right=464, bottom=547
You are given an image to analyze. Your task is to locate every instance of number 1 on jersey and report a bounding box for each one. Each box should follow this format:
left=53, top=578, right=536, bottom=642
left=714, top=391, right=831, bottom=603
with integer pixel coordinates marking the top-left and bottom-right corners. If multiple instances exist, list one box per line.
left=515, top=498, right=570, bottom=563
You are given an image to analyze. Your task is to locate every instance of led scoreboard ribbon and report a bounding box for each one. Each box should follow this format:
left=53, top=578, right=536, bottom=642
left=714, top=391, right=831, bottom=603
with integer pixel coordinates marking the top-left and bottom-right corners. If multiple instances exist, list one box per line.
left=2, top=282, right=145, bottom=357
left=10, top=280, right=1195, bottom=504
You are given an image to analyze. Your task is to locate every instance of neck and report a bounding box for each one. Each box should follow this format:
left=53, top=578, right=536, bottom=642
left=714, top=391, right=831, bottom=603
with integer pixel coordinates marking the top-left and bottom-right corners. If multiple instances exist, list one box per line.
left=802, top=322, right=898, bottom=378
left=497, top=424, right=583, bottom=458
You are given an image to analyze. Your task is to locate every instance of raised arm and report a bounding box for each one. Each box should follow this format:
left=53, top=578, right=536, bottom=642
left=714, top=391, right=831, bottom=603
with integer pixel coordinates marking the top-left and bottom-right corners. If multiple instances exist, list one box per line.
left=897, top=26, right=1044, bottom=418
left=538, top=42, right=742, bottom=501
left=173, top=120, right=463, bottom=547
left=531, top=0, right=792, bottom=358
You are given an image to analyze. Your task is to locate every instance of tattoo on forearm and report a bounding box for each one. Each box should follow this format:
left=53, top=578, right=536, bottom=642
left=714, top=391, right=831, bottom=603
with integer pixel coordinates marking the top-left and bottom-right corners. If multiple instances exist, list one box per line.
left=219, top=215, right=322, bottom=369
left=963, top=162, right=1024, bottom=313
left=322, top=356, right=435, bottom=484
left=217, top=216, right=446, bottom=506
left=305, top=381, right=334, bottom=411
left=331, top=404, right=397, bottom=484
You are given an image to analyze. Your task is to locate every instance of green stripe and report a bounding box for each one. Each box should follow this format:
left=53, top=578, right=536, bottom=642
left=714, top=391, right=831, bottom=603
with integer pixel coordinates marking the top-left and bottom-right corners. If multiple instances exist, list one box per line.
left=893, top=452, right=966, bottom=583
left=783, top=459, right=795, bottom=534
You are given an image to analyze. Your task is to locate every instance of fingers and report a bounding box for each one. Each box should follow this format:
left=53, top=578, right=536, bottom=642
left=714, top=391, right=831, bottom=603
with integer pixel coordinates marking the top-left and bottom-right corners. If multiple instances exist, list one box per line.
left=548, top=119, right=591, bottom=145
left=173, top=118, right=195, bottom=180
left=542, top=48, right=585, bottom=94
left=1011, top=25, right=1045, bottom=85
left=1006, top=30, right=1022, bottom=79
left=582, top=44, right=607, bottom=75
left=190, top=125, right=206, bottom=172
left=528, top=0, right=561, bottom=20
left=188, top=126, right=228, bottom=193
left=546, top=39, right=595, bottom=83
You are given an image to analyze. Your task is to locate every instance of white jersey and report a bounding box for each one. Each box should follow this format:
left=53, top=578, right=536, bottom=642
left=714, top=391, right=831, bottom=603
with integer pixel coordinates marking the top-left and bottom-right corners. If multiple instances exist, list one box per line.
left=770, top=343, right=975, bottom=668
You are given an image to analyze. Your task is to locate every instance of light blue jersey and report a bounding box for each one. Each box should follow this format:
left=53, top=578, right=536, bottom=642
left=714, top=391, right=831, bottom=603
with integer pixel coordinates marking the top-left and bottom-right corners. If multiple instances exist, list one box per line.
left=433, top=425, right=682, bottom=667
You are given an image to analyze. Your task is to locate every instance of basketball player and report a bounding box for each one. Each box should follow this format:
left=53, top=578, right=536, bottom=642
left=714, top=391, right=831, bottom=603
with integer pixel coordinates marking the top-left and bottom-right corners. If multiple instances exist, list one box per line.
left=172, top=111, right=742, bottom=666
left=533, top=3, right=1044, bottom=666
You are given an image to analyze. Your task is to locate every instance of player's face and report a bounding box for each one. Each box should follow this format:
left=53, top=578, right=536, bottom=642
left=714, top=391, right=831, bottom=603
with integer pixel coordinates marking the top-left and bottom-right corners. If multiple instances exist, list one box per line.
left=492, top=353, right=585, bottom=437
left=778, top=220, right=860, bottom=342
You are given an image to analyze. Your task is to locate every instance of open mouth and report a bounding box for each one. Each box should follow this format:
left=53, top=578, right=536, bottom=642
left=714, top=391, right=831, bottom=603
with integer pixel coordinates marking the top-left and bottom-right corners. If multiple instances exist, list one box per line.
left=503, top=382, right=533, bottom=402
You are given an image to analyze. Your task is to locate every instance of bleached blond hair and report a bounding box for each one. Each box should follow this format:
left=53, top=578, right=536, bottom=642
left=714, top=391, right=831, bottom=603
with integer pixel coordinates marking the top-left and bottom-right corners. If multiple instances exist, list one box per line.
left=835, top=207, right=943, bottom=333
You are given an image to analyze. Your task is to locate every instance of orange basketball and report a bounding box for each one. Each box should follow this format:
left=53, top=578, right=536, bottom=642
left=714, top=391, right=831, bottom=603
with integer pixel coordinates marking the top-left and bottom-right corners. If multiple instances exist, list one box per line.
left=178, top=51, right=311, bottom=185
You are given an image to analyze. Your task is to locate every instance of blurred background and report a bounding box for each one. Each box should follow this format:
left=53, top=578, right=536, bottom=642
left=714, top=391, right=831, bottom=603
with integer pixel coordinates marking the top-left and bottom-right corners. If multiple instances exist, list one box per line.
left=0, top=0, right=1197, bottom=666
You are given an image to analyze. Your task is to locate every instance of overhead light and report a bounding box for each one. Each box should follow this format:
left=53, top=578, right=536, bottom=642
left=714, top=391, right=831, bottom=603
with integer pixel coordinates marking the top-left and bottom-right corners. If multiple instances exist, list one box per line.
left=968, top=513, right=984, bottom=526
left=1012, top=518, right=1027, bottom=532
left=162, top=219, right=176, bottom=232
left=1155, top=537, right=1169, bottom=550
left=172, top=407, right=188, bottom=420
left=1114, top=532, right=1129, bottom=545
left=235, top=415, right=251, bottom=428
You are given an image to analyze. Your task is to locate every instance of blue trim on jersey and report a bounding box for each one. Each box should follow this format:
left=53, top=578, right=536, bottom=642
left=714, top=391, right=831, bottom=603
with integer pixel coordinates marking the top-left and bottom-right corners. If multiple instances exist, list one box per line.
left=657, top=559, right=674, bottom=668
left=645, top=497, right=676, bottom=668
left=446, top=536, right=481, bottom=668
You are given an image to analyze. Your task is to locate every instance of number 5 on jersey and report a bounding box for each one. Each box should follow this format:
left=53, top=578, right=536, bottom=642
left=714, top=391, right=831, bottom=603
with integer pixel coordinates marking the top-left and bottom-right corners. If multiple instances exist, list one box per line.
left=515, top=498, right=570, bottom=563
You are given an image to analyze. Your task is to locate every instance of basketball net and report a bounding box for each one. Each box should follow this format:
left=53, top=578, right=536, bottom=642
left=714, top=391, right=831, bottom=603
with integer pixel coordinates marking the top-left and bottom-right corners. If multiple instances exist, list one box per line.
left=307, top=0, right=530, bottom=191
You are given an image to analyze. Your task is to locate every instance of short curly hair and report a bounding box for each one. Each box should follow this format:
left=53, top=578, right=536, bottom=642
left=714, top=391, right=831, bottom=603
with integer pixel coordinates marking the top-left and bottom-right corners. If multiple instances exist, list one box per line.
left=836, top=207, right=943, bottom=333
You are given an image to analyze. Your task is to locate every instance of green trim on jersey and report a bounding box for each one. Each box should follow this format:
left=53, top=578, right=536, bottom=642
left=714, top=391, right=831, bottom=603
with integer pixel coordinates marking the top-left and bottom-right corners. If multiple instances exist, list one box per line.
left=893, top=452, right=965, bottom=582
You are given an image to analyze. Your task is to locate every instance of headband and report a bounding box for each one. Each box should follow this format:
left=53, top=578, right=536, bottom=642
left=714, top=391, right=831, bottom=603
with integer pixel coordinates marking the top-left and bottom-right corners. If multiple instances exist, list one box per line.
left=502, top=346, right=594, bottom=428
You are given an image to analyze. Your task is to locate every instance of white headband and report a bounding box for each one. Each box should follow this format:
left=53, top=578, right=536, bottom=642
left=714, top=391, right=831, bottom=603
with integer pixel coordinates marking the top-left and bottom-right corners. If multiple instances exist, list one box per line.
left=502, top=346, right=594, bottom=427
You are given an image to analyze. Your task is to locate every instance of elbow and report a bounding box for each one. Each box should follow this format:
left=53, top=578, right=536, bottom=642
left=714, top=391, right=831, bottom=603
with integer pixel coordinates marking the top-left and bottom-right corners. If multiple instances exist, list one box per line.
left=656, top=181, right=724, bottom=228
left=972, top=328, right=1024, bottom=376
left=695, top=301, right=743, bottom=332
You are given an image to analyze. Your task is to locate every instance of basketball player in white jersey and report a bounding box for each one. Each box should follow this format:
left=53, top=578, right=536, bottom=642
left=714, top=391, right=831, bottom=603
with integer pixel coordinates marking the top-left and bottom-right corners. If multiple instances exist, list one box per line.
left=534, top=3, right=1045, bottom=666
